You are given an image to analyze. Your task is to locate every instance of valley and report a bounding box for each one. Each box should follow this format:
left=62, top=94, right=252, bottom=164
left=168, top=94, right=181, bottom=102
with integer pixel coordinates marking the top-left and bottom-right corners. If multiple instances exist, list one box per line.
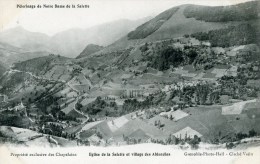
left=0, top=1, right=260, bottom=149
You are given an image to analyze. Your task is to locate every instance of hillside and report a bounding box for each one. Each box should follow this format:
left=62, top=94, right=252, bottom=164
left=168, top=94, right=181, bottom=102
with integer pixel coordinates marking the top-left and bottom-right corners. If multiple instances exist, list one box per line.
left=12, top=55, right=72, bottom=75
left=0, top=42, right=50, bottom=66
left=91, top=1, right=259, bottom=55
left=183, top=1, right=259, bottom=22
left=0, top=42, right=26, bottom=64
left=191, top=23, right=258, bottom=47
left=0, top=1, right=260, bottom=148
left=76, top=44, right=104, bottom=59
left=0, top=126, right=76, bottom=147
left=0, top=61, right=6, bottom=77
left=127, top=7, right=179, bottom=39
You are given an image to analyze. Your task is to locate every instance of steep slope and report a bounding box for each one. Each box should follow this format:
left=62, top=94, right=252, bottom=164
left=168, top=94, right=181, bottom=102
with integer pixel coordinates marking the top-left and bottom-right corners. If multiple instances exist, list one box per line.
left=143, top=5, right=231, bottom=41
left=90, top=1, right=259, bottom=55
left=76, top=44, right=104, bottom=59
left=127, top=7, right=180, bottom=39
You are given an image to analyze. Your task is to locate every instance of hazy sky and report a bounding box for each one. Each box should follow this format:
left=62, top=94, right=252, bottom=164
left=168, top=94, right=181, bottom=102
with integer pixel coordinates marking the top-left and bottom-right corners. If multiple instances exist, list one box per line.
left=0, top=0, right=253, bottom=36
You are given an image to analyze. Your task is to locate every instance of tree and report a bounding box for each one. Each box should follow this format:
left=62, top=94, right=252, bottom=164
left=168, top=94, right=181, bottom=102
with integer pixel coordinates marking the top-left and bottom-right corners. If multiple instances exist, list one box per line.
left=140, top=43, right=149, bottom=52
left=195, top=84, right=210, bottom=105
left=249, top=129, right=257, bottom=137
left=75, top=102, right=83, bottom=111
left=209, top=91, right=220, bottom=104
left=189, top=135, right=201, bottom=149
left=186, top=49, right=198, bottom=64
left=154, top=120, right=158, bottom=126
left=226, top=142, right=235, bottom=149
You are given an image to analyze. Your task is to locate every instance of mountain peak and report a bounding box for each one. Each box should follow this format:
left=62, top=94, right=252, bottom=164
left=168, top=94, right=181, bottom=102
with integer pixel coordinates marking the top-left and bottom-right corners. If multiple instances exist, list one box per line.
left=3, top=26, right=29, bottom=34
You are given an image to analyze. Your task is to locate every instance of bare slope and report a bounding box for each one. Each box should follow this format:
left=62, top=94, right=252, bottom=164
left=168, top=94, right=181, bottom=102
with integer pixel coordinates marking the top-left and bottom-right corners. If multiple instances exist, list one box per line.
left=76, top=44, right=104, bottom=59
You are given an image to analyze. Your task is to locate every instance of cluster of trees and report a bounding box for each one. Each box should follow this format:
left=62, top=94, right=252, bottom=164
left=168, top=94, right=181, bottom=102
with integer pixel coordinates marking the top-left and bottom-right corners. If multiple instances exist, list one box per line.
left=225, top=129, right=257, bottom=149
left=75, top=102, right=83, bottom=111
left=13, top=55, right=56, bottom=75
left=150, top=134, right=201, bottom=149
left=146, top=46, right=199, bottom=71
left=0, top=72, right=28, bottom=95
left=191, top=24, right=256, bottom=47
left=84, top=96, right=106, bottom=115
left=154, top=120, right=165, bottom=129
left=57, top=112, right=79, bottom=122
left=170, top=83, right=219, bottom=106
left=0, top=114, right=22, bottom=127
left=148, top=47, right=184, bottom=71
left=235, top=129, right=257, bottom=140
left=122, top=92, right=168, bottom=114
left=122, top=99, right=142, bottom=113
left=237, top=62, right=260, bottom=80
left=122, top=83, right=219, bottom=116
left=183, top=1, right=258, bottom=22
left=42, top=123, right=63, bottom=137
left=72, top=67, right=83, bottom=76
left=83, top=96, right=118, bottom=116
left=123, top=134, right=144, bottom=145
left=184, top=47, right=198, bottom=64
left=195, top=84, right=211, bottom=105
left=218, top=74, right=258, bottom=100
left=37, top=95, right=60, bottom=114
left=139, top=43, right=149, bottom=53
left=127, top=7, right=179, bottom=39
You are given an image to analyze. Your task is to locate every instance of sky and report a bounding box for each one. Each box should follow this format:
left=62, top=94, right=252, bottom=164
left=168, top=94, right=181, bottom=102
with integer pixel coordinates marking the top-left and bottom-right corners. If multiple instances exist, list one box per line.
left=0, top=0, right=254, bottom=36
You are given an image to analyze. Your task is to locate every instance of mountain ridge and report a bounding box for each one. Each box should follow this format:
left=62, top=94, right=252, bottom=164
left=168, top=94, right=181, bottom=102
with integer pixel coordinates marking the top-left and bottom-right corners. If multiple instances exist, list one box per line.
left=0, top=18, right=151, bottom=58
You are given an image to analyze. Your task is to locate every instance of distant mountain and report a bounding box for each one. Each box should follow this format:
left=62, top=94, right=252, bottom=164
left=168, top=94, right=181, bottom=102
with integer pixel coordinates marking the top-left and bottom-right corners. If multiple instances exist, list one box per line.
left=0, top=27, right=50, bottom=52
left=0, top=18, right=150, bottom=58
left=76, top=44, right=104, bottom=59
left=50, top=18, right=151, bottom=57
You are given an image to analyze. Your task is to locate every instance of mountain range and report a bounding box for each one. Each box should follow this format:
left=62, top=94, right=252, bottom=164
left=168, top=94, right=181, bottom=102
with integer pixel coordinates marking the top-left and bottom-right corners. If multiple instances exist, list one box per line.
left=0, top=18, right=150, bottom=59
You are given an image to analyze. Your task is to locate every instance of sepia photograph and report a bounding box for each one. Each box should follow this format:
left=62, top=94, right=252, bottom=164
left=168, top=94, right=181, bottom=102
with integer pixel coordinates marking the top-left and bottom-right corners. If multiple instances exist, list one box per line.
left=0, top=0, right=259, bottom=163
